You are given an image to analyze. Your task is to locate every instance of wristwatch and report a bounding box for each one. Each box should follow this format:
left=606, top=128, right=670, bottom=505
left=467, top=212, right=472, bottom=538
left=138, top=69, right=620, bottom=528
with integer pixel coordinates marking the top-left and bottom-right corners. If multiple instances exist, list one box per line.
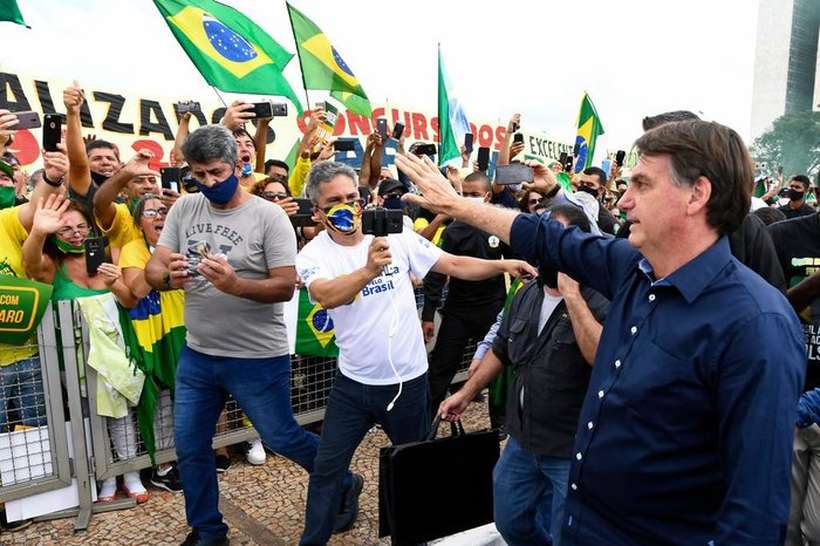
left=162, top=271, right=172, bottom=290
left=42, top=172, right=63, bottom=187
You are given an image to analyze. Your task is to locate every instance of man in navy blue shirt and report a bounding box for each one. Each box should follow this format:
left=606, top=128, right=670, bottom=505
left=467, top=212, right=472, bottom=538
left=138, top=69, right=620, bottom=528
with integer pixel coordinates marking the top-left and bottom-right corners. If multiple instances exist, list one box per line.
left=397, top=119, right=805, bottom=545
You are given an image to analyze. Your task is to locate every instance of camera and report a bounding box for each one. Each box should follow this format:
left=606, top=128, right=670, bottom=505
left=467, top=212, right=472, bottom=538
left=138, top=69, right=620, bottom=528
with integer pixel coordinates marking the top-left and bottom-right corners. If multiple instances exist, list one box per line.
left=362, top=207, right=403, bottom=237
left=251, top=101, right=288, bottom=119
left=176, top=101, right=202, bottom=114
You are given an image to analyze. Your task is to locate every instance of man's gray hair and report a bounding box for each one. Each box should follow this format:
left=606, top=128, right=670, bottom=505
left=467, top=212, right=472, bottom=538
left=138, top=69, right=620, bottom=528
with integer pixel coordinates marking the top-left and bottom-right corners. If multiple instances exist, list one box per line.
left=182, top=125, right=237, bottom=166
left=305, top=161, right=358, bottom=204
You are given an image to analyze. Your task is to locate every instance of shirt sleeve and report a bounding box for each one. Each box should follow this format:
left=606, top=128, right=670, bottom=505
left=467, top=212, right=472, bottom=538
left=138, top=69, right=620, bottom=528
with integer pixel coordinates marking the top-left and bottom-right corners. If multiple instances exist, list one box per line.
left=263, top=204, right=297, bottom=269
left=98, top=203, right=140, bottom=250
left=714, top=312, right=805, bottom=542
left=490, top=307, right=513, bottom=367
left=403, top=228, right=443, bottom=279
left=288, top=157, right=312, bottom=197
left=797, top=388, right=820, bottom=428
left=295, top=242, right=332, bottom=291
left=421, top=226, right=454, bottom=321
left=157, top=200, right=182, bottom=253
left=473, top=310, right=503, bottom=361
left=118, top=240, right=150, bottom=270
left=509, top=213, right=640, bottom=300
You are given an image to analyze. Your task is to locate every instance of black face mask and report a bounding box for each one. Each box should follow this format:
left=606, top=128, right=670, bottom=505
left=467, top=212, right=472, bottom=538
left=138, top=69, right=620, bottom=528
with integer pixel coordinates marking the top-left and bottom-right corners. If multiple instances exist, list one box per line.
left=577, top=185, right=599, bottom=199
left=90, top=170, right=109, bottom=187
left=788, top=188, right=805, bottom=202
left=538, top=264, right=559, bottom=289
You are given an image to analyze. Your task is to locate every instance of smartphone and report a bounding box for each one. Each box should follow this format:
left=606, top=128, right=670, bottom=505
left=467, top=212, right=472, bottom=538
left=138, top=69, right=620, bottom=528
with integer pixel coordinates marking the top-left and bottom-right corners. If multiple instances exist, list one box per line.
left=495, top=163, right=534, bottom=185
left=392, top=122, right=405, bottom=140
left=291, top=198, right=317, bottom=227
left=361, top=207, right=403, bottom=236
left=251, top=101, right=273, bottom=119
left=175, top=101, right=201, bottom=114
left=84, top=237, right=107, bottom=276
left=511, top=119, right=520, bottom=133
left=377, top=118, right=388, bottom=139
left=477, top=147, right=490, bottom=172
left=42, top=113, right=63, bottom=152
left=414, top=143, right=437, bottom=157
left=513, top=133, right=524, bottom=145
left=615, top=150, right=626, bottom=167
left=10, top=111, right=41, bottom=130
left=335, top=138, right=356, bottom=152
left=318, top=102, right=339, bottom=141
left=161, top=167, right=181, bottom=193
left=271, top=103, right=287, bottom=117
left=464, top=133, right=474, bottom=154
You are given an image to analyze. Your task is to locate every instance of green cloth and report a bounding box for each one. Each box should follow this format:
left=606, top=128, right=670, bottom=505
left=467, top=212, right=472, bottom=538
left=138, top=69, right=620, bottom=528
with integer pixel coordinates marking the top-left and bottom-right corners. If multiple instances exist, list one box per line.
left=152, top=0, right=302, bottom=114
left=51, top=265, right=108, bottom=302
left=77, top=294, right=145, bottom=419
left=437, top=47, right=460, bottom=166
left=0, top=0, right=27, bottom=27
left=287, top=3, right=371, bottom=116
left=488, top=278, right=524, bottom=411
left=574, top=93, right=605, bottom=174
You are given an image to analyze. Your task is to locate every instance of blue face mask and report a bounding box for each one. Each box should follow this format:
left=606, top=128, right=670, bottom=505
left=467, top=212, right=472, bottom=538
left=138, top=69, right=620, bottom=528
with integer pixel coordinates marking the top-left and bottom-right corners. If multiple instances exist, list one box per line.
left=196, top=173, right=239, bottom=205
left=241, top=162, right=253, bottom=177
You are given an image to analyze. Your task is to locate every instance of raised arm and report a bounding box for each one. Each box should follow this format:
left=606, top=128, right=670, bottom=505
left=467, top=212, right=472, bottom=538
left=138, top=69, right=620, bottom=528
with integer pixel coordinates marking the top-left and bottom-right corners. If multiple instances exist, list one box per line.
left=170, top=112, right=192, bottom=168
left=22, top=194, right=69, bottom=283
left=93, top=150, right=157, bottom=229
left=0, top=109, right=18, bottom=157
left=497, top=113, right=519, bottom=167
left=63, top=81, right=92, bottom=197
left=558, top=273, right=603, bottom=365
left=430, top=252, right=536, bottom=281
left=359, top=133, right=375, bottom=188
left=368, top=133, right=384, bottom=189
left=17, top=145, right=69, bottom=231
left=254, top=116, right=273, bottom=174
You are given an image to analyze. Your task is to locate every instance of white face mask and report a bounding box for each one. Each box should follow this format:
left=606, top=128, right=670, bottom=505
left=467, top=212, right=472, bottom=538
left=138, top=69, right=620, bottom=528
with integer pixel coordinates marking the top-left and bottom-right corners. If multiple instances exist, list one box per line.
left=465, top=196, right=486, bottom=205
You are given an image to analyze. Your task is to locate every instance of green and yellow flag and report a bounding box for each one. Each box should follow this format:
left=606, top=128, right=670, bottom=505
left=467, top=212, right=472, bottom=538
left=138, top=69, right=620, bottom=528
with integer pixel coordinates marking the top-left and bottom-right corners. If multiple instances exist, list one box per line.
left=295, top=288, right=338, bottom=357
left=0, top=0, right=28, bottom=27
left=152, top=0, right=302, bottom=114
left=286, top=3, right=372, bottom=116
left=573, top=92, right=605, bottom=174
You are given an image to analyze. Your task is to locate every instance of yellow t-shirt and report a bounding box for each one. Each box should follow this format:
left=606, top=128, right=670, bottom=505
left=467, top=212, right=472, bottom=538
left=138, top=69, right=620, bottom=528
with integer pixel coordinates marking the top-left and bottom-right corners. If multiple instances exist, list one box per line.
left=119, top=237, right=152, bottom=270
left=240, top=172, right=267, bottom=192
left=99, top=203, right=141, bottom=251
left=289, top=156, right=312, bottom=197
left=413, top=217, right=446, bottom=247
left=0, top=205, right=39, bottom=367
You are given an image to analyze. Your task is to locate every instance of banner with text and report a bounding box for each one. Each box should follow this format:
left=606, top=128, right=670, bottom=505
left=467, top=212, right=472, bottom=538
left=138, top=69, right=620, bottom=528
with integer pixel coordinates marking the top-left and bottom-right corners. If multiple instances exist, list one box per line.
left=0, top=276, right=53, bottom=346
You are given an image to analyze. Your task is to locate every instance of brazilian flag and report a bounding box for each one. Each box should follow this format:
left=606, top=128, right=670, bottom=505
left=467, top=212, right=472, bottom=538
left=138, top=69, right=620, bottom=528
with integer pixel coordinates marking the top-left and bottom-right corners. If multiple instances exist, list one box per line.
left=152, top=0, right=303, bottom=114
left=295, top=288, right=338, bottom=357
left=574, top=92, right=605, bottom=174
left=286, top=3, right=372, bottom=116
left=0, top=0, right=28, bottom=27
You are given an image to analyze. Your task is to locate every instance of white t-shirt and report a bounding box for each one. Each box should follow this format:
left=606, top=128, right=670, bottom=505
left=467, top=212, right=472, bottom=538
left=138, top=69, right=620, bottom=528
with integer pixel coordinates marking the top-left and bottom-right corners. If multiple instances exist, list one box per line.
left=296, top=229, right=443, bottom=385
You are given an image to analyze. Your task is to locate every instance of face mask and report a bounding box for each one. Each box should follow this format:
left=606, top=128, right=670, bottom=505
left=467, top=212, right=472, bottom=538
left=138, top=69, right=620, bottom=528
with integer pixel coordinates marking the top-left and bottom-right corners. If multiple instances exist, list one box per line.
left=383, top=195, right=405, bottom=211
left=90, top=170, right=109, bottom=186
left=788, top=188, right=805, bottom=202
left=241, top=162, right=253, bottom=178
left=578, top=185, right=599, bottom=198
left=538, top=263, right=559, bottom=289
left=196, top=173, right=239, bottom=205
left=324, top=203, right=361, bottom=234
left=54, top=237, right=85, bottom=254
left=465, top=196, right=486, bottom=205
left=0, top=186, right=16, bottom=210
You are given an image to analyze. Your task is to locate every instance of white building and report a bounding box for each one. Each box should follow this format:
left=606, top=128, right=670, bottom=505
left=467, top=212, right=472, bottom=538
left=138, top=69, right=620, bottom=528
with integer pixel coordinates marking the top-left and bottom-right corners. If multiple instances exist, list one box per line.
left=750, top=0, right=820, bottom=139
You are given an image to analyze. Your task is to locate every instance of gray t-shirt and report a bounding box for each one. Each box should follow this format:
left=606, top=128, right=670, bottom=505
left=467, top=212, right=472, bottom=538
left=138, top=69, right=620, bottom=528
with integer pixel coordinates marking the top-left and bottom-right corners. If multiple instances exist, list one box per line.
left=158, top=193, right=296, bottom=358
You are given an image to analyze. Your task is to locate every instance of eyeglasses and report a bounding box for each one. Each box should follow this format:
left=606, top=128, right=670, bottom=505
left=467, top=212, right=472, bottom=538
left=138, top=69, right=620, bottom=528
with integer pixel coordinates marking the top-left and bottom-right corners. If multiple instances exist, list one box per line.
left=57, top=223, right=90, bottom=237
left=142, top=208, right=168, bottom=219
left=528, top=198, right=542, bottom=205
left=320, top=199, right=362, bottom=215
left=261, top=191, right=288, bottom=202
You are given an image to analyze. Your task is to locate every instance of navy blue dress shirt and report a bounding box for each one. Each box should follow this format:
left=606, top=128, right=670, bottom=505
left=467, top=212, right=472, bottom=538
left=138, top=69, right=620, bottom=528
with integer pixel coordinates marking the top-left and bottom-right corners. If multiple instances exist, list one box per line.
left=510, top=213, right=805, bottom=545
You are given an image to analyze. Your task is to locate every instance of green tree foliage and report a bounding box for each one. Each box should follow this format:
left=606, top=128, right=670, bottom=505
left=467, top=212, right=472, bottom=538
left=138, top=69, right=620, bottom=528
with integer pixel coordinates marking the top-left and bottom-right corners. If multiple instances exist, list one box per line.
left=751, top=111, right=820, bottom=177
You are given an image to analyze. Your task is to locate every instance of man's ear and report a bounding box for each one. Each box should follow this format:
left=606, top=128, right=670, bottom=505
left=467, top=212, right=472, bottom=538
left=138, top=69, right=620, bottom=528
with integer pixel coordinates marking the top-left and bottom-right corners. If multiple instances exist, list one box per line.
left=687, top=176, right=712, bottom=216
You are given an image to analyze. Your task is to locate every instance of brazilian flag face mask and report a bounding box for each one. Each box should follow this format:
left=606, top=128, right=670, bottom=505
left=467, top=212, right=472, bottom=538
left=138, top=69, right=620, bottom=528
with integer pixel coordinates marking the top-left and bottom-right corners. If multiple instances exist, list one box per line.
left=323, top=202, right=361, bottom=234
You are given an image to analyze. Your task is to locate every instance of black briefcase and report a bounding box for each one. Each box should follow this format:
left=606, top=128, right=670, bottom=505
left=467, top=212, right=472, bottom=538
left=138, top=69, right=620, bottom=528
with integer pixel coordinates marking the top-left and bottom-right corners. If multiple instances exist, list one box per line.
left=378, top=416, right=502, bottom=545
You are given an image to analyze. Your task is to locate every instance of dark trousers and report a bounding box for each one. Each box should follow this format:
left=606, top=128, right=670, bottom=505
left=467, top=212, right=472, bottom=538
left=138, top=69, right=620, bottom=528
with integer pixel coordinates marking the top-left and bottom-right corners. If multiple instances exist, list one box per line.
left=174, top=346, right=330, bottom=541
left=300, top=371, right=430, bottom=545
left=428, top=305, right=502, bottom=420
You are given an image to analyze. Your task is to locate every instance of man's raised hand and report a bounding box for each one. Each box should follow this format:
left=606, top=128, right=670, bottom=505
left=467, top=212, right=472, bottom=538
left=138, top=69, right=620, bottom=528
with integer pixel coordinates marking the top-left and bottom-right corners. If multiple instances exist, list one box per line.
left=396, top=153, right=461, bottom=215
left=63, top=81, right=85, bottom=116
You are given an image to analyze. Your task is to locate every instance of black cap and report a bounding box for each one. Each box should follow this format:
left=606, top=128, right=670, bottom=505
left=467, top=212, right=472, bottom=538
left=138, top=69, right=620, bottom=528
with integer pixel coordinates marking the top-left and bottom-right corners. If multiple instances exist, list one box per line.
left=378, top=178, right=406, bottom=197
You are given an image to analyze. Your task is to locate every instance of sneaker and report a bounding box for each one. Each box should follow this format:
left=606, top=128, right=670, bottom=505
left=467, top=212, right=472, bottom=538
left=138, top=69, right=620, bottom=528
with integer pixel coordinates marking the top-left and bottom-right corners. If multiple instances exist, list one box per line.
left=245, top=439, right=266, bottom=465
left=180, top=529, right=229, bottom=546
left=332, top=473, right=364, bottom=534
left=215, top=454, right=232, bottom=473
left=151, top=464, right=184, bottom=493
left=0, top=510, right=32, bottom=532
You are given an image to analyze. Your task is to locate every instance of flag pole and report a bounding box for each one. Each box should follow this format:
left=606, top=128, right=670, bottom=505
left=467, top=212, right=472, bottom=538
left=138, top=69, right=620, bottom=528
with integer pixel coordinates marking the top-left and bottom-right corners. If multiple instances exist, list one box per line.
left=286, top=1, right=311, bottom=112
left=210, top=86, right=228, bottom=108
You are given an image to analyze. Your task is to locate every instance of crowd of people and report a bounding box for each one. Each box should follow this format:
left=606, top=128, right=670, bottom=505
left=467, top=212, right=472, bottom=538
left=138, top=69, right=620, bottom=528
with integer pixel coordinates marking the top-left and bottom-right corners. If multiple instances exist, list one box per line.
left=1, top=80, right=819, bottom=546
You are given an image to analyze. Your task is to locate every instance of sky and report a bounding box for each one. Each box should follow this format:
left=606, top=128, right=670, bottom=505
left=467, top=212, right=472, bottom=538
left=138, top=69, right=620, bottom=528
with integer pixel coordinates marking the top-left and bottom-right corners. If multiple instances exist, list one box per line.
left=2, top=0, right=761, bottom=153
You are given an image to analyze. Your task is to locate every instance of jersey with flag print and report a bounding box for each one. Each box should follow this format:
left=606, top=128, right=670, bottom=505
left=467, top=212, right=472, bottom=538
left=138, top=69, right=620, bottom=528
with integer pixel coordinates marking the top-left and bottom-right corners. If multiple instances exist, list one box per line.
left=296, top=229, right=442, bottom=385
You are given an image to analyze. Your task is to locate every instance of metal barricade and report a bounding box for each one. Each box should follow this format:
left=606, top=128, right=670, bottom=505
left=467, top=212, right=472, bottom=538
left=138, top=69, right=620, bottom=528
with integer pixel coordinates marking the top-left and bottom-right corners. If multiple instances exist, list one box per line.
left=0, top=307, right=72, bottom=504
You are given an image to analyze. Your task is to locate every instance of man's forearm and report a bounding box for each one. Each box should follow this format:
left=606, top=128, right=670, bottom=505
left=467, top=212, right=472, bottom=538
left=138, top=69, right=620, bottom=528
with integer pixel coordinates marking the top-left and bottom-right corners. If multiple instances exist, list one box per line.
left=93, top=170, right=131, bottom=228
left=787, top=275, right=820, bottom=315
left=254, top=120, right=269, bottom=173
left=448, top=201, right=520, bottom=245
left=438, top=254, right=506, bottom=281
left=66, top=111, right=91, bottom=196
left=564, top=293, right=602, bottom=365
left=145, top=256, right=170, bottom=290
left=369, top=145, right=383, bottom=188
left=309, top=268, right=375, bottom=309
left=232, top=276, right=294, bottom=303
left=459, top=350, right=504, bottom=399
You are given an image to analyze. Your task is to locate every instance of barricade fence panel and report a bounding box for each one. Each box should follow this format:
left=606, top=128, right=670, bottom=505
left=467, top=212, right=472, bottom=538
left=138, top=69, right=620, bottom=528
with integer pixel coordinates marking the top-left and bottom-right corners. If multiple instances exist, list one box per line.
left=0, top=304, right=72, bottom=503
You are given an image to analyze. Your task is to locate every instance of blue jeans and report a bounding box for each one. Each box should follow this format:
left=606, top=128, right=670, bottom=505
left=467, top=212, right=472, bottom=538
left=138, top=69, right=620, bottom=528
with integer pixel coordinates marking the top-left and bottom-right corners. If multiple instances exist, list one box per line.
left=0, top=357, right=47, bottom=432
left=174, top=346, right=323, bottom=541
left=300, top=371, right=430, bottom=545
left=493, top=436, right=571, bottom=546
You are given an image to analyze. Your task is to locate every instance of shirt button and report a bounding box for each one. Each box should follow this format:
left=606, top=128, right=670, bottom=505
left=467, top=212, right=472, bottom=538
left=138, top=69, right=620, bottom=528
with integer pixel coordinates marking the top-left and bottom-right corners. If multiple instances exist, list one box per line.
left=648, top=294, right=656, bottom=302
left=571, top=483, right=578, bottom=491
left=576, top=452, right=582, bottom=461
left=615, top=359, right=622, bottom=369
left=598, top=390, right=604, bottom=399
left=630, top=326, right=638, bottom=335
left=587, top=421, right=594, bottom=430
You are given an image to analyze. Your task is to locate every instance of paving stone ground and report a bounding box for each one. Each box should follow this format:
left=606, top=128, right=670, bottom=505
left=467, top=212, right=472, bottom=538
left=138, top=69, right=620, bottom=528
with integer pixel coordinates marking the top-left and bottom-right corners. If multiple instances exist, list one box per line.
left=2, top=399, right=492, bottom=545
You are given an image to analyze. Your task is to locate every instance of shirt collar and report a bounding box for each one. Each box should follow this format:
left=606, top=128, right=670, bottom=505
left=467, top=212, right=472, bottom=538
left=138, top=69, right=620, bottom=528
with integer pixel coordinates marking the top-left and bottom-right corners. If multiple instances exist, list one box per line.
left=638, top=236, right=732, bottom=304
